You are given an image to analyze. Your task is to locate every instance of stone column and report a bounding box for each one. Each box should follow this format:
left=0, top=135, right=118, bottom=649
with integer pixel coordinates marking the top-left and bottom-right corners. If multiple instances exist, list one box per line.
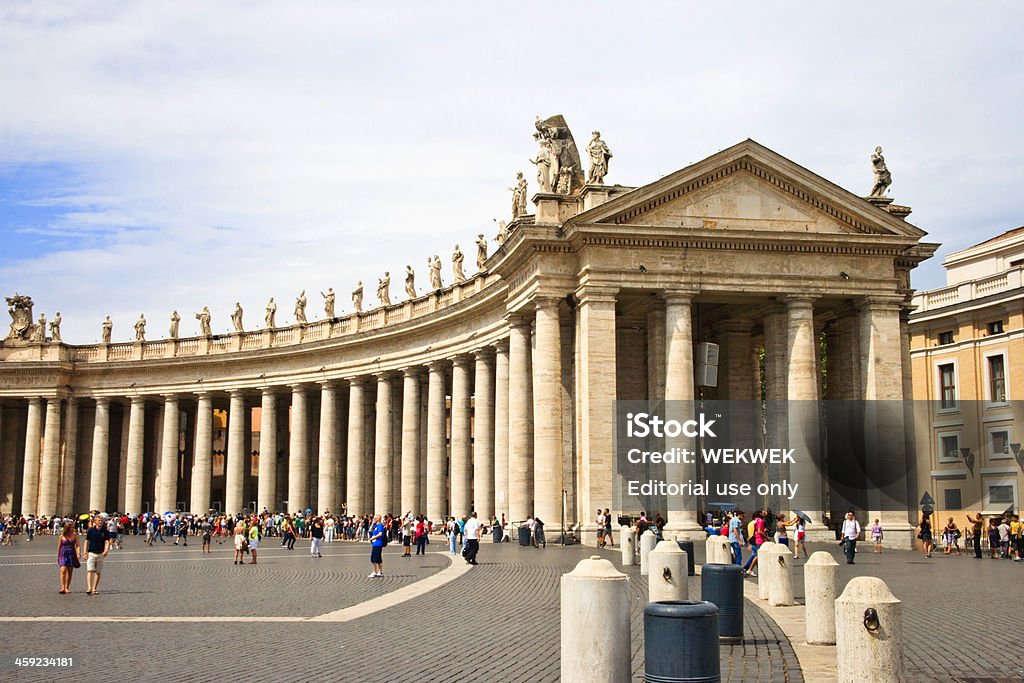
left=533, top=297, right=564, bottom=531
left=20, top=398, right=43, bottom=516
left=0, top=406, right=18, bottom=512
left=859, top=296, right=912, bottom=547
left=663, top=291, right=703, bottom=539
left=124, top=397, right=146, bottom=515
left=576, top=287, right=618, bottom=544
left=58, top=398, right=79, bottom=514
left=374, top=374, right=395, bottom=515
left=401, top=367, right=422, bottom=514
left=157, top=395, right=180, bottom=513
left=785, top=296, right=825, bottom=533
left=493, top=340, right=510, bottom=520
left=316, top=382, right=339, bottom=514
left=36, top=397, right=62, bottom=517
left=225, top=391, right=247, bottom=514
left=288, top=385, right=310, bottom=514
left=474, top=349, right=496, bottom=520
left=450, top=355, right=473, bottom=516
left=345, top=378, right=367, bottom=515
left=89, top=398, right=111, bottom=511
left=426, top=360, right=448, bottom=521
left=716, top=319, right=755, bottom=400
left=191, top=394, right=213, bottom=513
left=647, top=307, right=667, bottom=401
left=508, top=315, right=534, bottom=522
left=258, top=389, right=278, bottom=512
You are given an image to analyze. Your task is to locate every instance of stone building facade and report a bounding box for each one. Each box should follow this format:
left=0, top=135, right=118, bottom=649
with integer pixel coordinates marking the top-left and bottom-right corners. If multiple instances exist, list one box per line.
left=910, top=227, right=1024, bottom=522
left=0, top=139, right=936, bottom=544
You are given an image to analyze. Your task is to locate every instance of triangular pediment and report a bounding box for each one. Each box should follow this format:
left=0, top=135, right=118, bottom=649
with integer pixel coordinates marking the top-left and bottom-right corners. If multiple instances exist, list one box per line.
left=572, top=139, right=926, bottom=239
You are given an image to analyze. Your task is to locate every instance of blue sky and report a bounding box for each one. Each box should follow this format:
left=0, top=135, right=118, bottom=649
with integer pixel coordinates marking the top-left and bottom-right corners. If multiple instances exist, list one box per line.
left=2, top=2, right=1023, bottom=342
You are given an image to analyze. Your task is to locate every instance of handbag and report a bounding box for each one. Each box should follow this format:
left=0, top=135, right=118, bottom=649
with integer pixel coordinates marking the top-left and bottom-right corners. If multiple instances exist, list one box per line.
left=72, top=554, right=81, bottom=569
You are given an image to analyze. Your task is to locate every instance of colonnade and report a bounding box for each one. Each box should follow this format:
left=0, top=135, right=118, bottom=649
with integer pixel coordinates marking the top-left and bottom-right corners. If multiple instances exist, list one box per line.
left=0, top=291, right=909, bottom=542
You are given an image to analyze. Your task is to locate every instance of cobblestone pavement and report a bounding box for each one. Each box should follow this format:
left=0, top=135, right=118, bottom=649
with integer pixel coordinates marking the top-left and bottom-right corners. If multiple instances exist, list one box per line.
left=779, top=543, right=1024, bottom=683
left=0, top=534, right=800, bottom=682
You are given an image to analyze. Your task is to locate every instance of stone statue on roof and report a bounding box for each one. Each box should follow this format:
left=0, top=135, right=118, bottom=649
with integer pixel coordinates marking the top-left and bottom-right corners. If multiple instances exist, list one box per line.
left=264, top=299, right=276, bottom=328
left=586, top=131, right=612, bottom=185
left=475, top=234, right=488, bottom=271
left=377, top=272, right=392, bottom=307
left=49, top=311, right=62, bottom=342
left=170, top=310, right=180, bottom=338
left=429, top=256, right=443, bottom=290
left=231, top=302, right=244, bottom=332
left=405, top=266, right=416, bottom=298
left=101, top=316, right=112, bottom=343
left=531, top=114, right=585, bottom=196
left=294, top=290, right=307, bottom=324
left=322, top=288, right=335, bottom=318
left=509, top=172, right=528, bottom=218
left=869, top=146, right=892, bottom=197
left=196, top=306, right=212, bottom=337
left=352, top=281, right=364, bottom=313
left=135, top=314, right=147, bottom=342
left=452, top=245, right=466, bottom=283
left=5, top=292, right=34, bottom=341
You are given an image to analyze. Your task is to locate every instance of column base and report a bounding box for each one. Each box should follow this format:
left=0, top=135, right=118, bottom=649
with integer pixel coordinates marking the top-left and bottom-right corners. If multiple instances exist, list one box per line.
left=878, top=522, right=915, bottom=551
left=803, top=523, right=834, bottom=544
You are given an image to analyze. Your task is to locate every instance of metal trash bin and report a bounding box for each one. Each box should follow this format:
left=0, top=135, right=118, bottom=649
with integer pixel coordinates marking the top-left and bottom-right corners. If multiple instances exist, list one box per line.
left=700, top=563, right=744, bottom=643
left=675, top=540, right=696, bottom=576
left=492, top=523, right=502, bottom=543
left=643, top=600, right=721, bottom=683
left=518, top=525, right=531, bottom=546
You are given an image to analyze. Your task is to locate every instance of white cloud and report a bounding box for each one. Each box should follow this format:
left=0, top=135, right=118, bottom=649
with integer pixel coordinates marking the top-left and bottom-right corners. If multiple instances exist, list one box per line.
left=1, top=2, right=1022, bottom=342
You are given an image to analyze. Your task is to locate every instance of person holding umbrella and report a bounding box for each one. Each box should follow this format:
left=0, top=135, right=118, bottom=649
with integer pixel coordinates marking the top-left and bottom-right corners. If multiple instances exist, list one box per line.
left=790, top=510, right=810, bottom=560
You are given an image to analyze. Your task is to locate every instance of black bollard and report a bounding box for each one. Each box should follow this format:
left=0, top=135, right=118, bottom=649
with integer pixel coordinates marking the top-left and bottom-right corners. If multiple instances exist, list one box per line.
left=700, top=563, right=744, bottom=644
left=643, top=600, right=721, bottom=683
left=675, top=540, right=696, bottom=576
left=492, top=523, right=502, bottom=543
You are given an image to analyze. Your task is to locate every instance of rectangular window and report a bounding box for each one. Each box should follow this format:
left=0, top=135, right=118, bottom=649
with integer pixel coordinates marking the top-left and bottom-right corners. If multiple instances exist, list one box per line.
left=988, top=320, right=1004, bottom=335
left=944, top=488, right=962, bottom=511
left=939, top=433, right=960, bottom=463
left=988, top=355, right=1007, bottom=403
left=938, top=331, right=954, bottom=345
left=989, top=485, right=1014, bottom=505
left=989, top=427, right=1011, bottom=459
left=939, top=363, right=957, bottom=409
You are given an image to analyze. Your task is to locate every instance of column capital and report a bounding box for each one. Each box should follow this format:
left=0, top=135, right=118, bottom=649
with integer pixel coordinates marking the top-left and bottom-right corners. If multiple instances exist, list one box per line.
left=662, top=287, right=699, bottom=304
left=426, top=358, right=450, bottom=372
left=373, top=371, right=399, bottom=382
left=472, top=346, right=495, bottom=360
left=227, top=387, right=248, bottom=398
left=780, top=294, right=818, bottom=308
left=576, top=285, right=619, bottom=306
left=856, top=294, right=905, bottom=312
left=494, top=338, right=510, bottom=353
left=129, top=396, right=147, bottom=406
left=319, top=379, right=340, bottom=390
left=161, top=393, right=180, bottom=404
left=93, top=396, right=111, bottom=407
left=346, top=375, right=369, bottom=387
left=402, top=365, right=424, bottom=379
left=450, top=353, right=474, bottom=369
left=534, top=294, right=564, bottom=311
left=505, top=312, right=533, bottom=328
left=712, top=318, right=754, bottom=334
left=290, top=382, right=311, bottom=394
left=260, top=386, right=280, bottom=398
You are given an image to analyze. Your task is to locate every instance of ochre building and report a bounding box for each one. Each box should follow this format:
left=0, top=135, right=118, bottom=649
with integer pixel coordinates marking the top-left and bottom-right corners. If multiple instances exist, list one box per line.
left=0, top=139, right=937, bottom=545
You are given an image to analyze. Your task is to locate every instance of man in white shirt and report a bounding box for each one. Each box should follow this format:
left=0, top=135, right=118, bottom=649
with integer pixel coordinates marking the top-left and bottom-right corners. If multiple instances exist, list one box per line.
left=841, top=512, right=861, bottom=564
left=463, top=512, right=481, bottom=565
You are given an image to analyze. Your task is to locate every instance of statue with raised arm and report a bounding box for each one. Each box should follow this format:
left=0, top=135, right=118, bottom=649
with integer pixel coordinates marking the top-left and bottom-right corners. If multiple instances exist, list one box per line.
left=352, top=281, right=364, bottom=313
left=378, top=272, right=392, bottom=307
left=509, top=172, right=528, bottom=218
left=322, top=288, right=335, bottom=318
left=49, top=311, right=62, bottom=342
left=529, top=138, right=556, bottom=193
left=101, top=316, right=112, bottom=344
left=475, top=234, right=488, bottom=271
left=869, top=146, right=892, bottom=197
left=429, top=255, right=443, bottom=290
left=170, top=310, right=180, bottom=338
left=452, top=245, right=466, bottom=283
left=264, top=298, right=276, bottom=328
left=405, top=266, right=416, bottom=298
left=196, top=306, right=212, bottom=337
left=586, top=131, right=612, bottom=185
left=230, top=302, right=244, bottom=332
left=495, top=219, right=509, bottom=246
left=294, top=290, right=307, bottom=324
left=134, top=314, right=147, bottom=342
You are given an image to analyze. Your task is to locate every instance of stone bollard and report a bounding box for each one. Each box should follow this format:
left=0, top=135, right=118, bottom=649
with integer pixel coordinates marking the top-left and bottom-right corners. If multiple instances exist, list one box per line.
left=620, top=526, right=636, bottom=566
left=639, top=529, right=657, bottom=576
left=648, top=541, right=689, bottom=602
left=755, top=541, right=777, bottom=600
left=805, top=551, right=839, bottom=645
left=763, top=545, right=794, bottom=607
left=561, top=556, right=631, bottom=683
left=835, top=577, right=903, bottom=682
left=706, top=535, right=731, bottom=564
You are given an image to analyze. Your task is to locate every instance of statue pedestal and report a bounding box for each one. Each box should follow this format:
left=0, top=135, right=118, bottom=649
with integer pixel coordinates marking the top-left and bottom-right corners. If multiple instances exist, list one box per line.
left=865, top=195, right=912, bottom=220
left=532, top=192, right=579, bottom=224
left=581, top=184, right=611, bottom=211
left=864, top=195, right=894, bottom=209
left=131, top=341, right=143, bottom=361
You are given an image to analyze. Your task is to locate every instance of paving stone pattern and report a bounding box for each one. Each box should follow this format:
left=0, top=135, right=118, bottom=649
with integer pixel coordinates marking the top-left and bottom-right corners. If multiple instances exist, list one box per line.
left=0, top=535, right=800, bottom=682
